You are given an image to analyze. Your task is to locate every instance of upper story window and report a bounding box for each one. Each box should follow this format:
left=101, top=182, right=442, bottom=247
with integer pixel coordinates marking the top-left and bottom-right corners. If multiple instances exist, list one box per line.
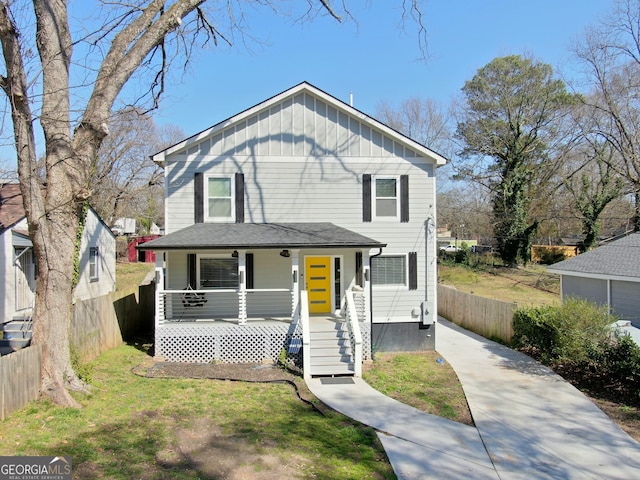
left=89, top=247, right=100, bottom=281
left=374, top=176, right=399, bottom=219
left=206, top=175, right=235, bottom=222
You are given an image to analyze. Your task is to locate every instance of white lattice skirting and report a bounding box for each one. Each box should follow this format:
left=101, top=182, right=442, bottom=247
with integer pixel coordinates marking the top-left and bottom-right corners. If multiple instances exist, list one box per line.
left=156, top=322, right=372, bottom=364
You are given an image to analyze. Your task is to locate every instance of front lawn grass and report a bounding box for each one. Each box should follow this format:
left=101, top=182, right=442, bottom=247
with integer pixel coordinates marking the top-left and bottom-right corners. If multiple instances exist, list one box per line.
left=0, top=346, right=394, bottom=479
left=364, top=351, right=473, bottom=426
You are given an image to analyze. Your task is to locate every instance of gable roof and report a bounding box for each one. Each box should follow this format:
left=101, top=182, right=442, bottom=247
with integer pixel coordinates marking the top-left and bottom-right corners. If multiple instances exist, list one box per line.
left=0, top=183, right=116, bottom=239
left=151, top=81, right=448, bottom=167
left=0, top=184, right=26, bottom=233
left=547, top=233, right=640, bottom=281
left=137, top=222, right=385, bottom=251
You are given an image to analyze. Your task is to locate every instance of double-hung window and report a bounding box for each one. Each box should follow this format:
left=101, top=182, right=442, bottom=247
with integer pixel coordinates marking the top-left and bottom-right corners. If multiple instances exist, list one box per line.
left=374, top=176, right=399, bottom=220
left=199, top=256, right=239, bottom=289
left=371, top=255, right=406, bottom=286
left=89, top=247, right=100, bottom=281
left=206, top=176, right=235, bottom=222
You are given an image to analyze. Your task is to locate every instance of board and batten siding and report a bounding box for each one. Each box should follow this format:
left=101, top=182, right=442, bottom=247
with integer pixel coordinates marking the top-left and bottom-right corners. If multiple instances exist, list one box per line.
left=162, top=90, right=438, bottom=324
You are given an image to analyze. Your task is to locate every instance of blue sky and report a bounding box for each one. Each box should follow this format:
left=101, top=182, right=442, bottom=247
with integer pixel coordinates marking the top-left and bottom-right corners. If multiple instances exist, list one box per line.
left=150, top=0, right=615, bottom=136
left=0, top=1, right=617, bottom=165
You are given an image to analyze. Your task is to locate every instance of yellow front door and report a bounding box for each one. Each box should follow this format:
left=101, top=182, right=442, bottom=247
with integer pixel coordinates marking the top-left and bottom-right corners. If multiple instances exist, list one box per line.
left=305, top=256, right=332, bottom=314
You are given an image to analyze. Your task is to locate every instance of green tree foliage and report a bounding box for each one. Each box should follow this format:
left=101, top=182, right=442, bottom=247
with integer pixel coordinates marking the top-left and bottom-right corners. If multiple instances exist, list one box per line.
left=565, top=142, right=624, bottom=251
left=573, top=0, right=640, bottom=232
left=456, top=55, right=575, bottom=265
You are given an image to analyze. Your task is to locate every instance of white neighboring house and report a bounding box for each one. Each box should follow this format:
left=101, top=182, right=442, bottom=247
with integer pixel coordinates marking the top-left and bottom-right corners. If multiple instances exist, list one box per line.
left=112, top=217, right=137, bottom=236
left=0, top=183, right=116, bottom=327
left=547, top=233, right=640, bottom=327
left=139, top=82, right=446, bottom=377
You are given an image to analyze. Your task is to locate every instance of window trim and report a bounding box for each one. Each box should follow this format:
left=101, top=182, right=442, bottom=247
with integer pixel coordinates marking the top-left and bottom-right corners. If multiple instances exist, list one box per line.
left=371, top=254, right=407, bottom=288
left=372, top=175, right=400, bottom=221
left=204, top=174, right=236, bottom=222
left=197, top=254, right=239, bottom=290
left=89, top=247, right=100, bottom=282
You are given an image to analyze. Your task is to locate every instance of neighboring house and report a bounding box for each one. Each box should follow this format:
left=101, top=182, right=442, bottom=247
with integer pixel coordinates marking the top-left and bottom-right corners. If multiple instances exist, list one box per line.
left=0, top=184, right=116, bottom=352
left=139, top=82, right=446, bottom=377
left=547, top=233, right=640, bottom=327
left=128, top=235, right=160, bottom=263
left=112, top=217, right=136, bottom=236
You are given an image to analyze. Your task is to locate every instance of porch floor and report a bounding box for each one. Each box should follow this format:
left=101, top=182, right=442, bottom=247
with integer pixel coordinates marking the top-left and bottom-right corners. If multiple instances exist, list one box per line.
left=159, top=314, right=344, bottom=327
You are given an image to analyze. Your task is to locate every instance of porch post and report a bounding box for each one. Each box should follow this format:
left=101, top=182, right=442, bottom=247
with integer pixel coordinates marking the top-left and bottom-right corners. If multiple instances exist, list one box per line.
left=154, top=253, right=164, bottom=357
left=238, top=250, right=247, bottom=325
left=363, top=249, right=371, bottom=323
left=291, top=249, right=300, bottom=317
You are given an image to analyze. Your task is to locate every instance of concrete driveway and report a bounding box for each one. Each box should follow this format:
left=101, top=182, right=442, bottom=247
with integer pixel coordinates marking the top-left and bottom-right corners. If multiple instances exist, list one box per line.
left=307, top=318, right=640, bottom=479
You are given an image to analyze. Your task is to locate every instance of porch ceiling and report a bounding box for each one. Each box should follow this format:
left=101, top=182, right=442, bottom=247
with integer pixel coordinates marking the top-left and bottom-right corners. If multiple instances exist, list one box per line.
left=137, top=222, right=386, bottom=251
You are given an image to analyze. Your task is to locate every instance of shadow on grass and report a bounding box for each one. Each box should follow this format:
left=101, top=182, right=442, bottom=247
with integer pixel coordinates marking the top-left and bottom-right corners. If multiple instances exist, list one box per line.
left=43, top=381, right=394, bottom=479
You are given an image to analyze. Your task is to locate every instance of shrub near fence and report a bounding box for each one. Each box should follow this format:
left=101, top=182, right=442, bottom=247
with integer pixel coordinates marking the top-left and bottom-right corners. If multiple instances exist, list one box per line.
left=438, top=284, right=516, bottom=344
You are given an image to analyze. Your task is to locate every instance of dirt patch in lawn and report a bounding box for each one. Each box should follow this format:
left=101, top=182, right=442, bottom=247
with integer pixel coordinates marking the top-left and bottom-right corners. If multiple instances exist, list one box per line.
left=154, top=417, right=312, bottom=479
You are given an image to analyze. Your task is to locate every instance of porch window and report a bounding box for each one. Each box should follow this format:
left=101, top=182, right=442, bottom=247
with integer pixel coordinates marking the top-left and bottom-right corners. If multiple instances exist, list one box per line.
left=89, top=247, right=99, bottom=281
left=206, top=176, right=235, bottom=221
left=199, top=257, right=239, bottom=289
left=371, top=255, right=406, bottom=286
left=374, top=177, right=399, bottom=219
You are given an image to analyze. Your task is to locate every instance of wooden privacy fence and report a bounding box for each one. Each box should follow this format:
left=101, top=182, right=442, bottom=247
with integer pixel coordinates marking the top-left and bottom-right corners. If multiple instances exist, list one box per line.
left=1, top=282, right=155, bottom=419
left=0, top=346, right=41, bottom=420
left=438, top=284, right=516, bottom=344
left=72, top=283, right=155, bottom=363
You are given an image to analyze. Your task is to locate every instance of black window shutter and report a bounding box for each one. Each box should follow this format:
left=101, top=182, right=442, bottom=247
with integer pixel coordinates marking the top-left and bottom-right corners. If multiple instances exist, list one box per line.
left=355, top=251, right=363, bottom=287
left=246, top=253, right=254, bottom=289
left=400, top=175, right=409, bottom=223
left=194, top=172, right=204, bottom=223
left=363, top=174, right=372, bottom=222
left=235, top=173, right=245, bottom=223
left=188, top=253, right=197, bottom=288
left=408, top=251, right=417, bottom=290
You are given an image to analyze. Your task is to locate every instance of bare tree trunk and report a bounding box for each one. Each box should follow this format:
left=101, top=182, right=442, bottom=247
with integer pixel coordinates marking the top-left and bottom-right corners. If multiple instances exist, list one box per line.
left=0, top=0, right=348, bottom=407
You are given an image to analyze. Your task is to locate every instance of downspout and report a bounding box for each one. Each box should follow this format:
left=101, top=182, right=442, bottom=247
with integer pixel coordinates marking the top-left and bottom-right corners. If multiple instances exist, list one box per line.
left=422, top=218, right=435, bottom=326
left=369, top=247, right=383, bottom=325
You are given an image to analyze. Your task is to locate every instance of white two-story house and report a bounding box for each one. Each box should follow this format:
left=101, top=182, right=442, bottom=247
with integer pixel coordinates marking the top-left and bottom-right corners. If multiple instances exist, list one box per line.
left=140, top=82, right=445, bottom=378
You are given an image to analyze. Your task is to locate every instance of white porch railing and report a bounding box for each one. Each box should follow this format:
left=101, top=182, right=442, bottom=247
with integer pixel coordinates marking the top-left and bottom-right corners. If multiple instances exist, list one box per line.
left=157, top=288, right=294, bottom=324
left=300, top=290, right=311, bottom=380
left=345, top=290, right=363, bottom=377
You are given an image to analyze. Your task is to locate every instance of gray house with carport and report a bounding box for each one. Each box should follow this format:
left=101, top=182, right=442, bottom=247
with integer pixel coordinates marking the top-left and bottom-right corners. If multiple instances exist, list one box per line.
left=547, top=233, right=640, bottom=326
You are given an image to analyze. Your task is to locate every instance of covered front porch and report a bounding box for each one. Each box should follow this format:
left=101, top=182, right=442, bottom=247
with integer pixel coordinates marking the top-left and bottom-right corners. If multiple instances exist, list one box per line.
left=138, top=223, right=384, bottom=373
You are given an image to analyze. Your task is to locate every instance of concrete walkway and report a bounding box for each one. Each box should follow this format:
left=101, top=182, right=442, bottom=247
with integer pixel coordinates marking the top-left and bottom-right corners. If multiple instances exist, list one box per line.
left=306, top=318, right=640, bottom=479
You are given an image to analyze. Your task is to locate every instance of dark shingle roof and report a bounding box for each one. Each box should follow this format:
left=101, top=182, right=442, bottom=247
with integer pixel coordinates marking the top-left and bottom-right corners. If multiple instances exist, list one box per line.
left=0, top=184, right=25, bottom=233
left=547, top=233, right=640, bottom=279
left=137, top=223, right=385, bottom=250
